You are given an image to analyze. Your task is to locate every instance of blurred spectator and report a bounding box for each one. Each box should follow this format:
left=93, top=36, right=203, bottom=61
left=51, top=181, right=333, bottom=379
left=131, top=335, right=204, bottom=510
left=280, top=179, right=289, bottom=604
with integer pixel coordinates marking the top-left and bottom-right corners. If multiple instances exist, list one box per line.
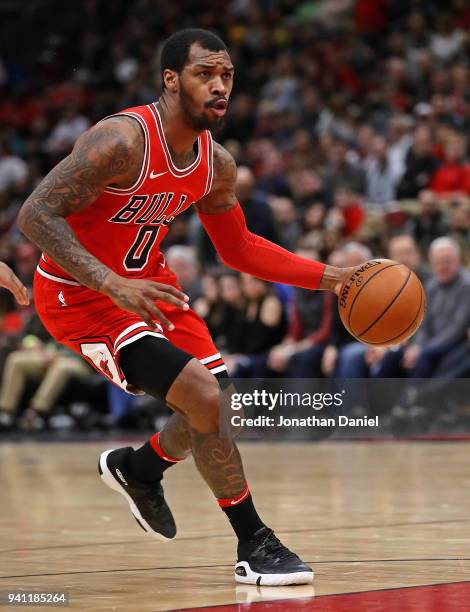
left=407, top=189, right=449, bottom=254
left=165, top=245, right=201, bottom=303
left=397, top=126, right=439, bottom=199
left=387, top=234, right=431, bottom=284
left=236, top=166, right=282, bottom=243
left=268, top=196, right=301, bottom=251
left=375, top=237, right=470, bottom=378
left=0, top=291, right=24, bottom=372
left=264, top=247, right=331, bottom=377
left=322, top=138, right=365, bottom=205
left=448, top=198, right=470, bottom=260
left=227, top=274, right=287, bottom=376
left=326, top=186, right=365, bottom=237
left=13, top=242, right=40, bottom=287
left=196, top=270, right=245, bottom=353
left=341, top=241, right=372, bottom=267
left=387, top=114, right=413, bottom=187
left=221, top=94, right=256, bottom=144
left=430, top=15, right=465, bottom=62
left=0, top=141, right=28, bottom=194
left=0, top=338, right=91, bottom=430
left=364, top=136, right=398, bottom=206
left=45, top=106, right=90, bottom=155
left=193, top=272, right=225, bottom=340
left=288, top=169, right=324, bottom=209
left=430, top=134, right=469, bottom=197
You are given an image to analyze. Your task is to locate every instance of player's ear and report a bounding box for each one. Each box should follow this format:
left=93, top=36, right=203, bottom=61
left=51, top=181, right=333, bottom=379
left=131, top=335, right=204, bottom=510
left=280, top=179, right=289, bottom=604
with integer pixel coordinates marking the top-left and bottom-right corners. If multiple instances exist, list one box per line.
left=163, top=69, right=178, bottom=93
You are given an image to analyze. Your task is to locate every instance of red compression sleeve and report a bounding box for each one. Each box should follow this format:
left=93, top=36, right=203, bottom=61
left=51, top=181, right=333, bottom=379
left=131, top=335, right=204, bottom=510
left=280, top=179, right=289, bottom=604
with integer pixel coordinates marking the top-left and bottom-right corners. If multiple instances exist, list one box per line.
left=198, top=203, right=325, bottom=290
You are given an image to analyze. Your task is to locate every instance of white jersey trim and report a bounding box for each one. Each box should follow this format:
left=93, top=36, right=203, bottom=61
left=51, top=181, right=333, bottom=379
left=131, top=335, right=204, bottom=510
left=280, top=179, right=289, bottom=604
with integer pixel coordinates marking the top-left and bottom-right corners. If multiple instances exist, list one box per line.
left=203, top=130, right=214, bottom=197
left=101, top=112, right=150, bottom=195
left=114, top=330, right=167, bottom=354
left=208, top=364, right=228, bottom=375
left=36, top=264, right=81, bottom=286
left=200, top=352, right=222, bottom=365
left=114, top=321, right=164, bottom=348
left=150, top=103, right=203, bottom=178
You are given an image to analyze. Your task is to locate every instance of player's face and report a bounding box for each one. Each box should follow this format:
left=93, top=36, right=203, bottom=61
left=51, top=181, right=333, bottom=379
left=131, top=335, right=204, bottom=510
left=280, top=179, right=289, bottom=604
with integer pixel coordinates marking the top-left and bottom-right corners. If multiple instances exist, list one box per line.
left=178, top=44, right=234, bottom=130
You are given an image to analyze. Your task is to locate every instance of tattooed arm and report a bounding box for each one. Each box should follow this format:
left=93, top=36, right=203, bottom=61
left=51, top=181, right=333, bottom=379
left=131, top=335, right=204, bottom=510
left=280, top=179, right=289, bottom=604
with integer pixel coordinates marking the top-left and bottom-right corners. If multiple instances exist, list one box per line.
left=17, top=117, right=188, bottom=329
left=196, top=143, right=353, bottom=293
left=195, top=142, right=238, bottom=215
left=18, top=117, right=141, bottom=290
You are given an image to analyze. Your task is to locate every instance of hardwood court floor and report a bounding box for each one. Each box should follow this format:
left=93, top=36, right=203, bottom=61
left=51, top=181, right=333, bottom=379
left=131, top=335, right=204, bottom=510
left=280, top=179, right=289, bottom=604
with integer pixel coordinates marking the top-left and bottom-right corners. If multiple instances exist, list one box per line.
left=1, top=440, right=469, bottom=611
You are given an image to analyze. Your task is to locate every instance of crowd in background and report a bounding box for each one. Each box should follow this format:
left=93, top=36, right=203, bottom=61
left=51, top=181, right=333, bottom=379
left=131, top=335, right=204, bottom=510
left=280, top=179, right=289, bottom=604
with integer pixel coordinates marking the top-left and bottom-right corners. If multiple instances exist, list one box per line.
left=0, top=0, right=469, bottom=431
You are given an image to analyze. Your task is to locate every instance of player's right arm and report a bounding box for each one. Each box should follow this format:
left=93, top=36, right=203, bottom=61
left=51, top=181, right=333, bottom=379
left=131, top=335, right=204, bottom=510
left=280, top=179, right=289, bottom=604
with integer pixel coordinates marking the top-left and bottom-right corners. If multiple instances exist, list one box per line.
left=197, top=143, right=355, bottom=294
left=17, top=118, right=187, bottom=329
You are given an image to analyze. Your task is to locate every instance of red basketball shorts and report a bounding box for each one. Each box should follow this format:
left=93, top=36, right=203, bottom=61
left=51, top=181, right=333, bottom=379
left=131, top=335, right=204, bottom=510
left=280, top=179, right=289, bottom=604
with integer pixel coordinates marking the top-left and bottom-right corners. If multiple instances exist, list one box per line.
left=33, top=269, right=226, bottom=394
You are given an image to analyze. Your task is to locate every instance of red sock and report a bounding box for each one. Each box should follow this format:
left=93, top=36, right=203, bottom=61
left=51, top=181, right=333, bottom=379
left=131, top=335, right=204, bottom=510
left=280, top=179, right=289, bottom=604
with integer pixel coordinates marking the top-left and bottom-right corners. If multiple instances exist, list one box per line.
left=217, top=482, right=250, bottom=508
left=150, top=432, right=186, bottom=463
left=126, top=432, right=185, bottom=483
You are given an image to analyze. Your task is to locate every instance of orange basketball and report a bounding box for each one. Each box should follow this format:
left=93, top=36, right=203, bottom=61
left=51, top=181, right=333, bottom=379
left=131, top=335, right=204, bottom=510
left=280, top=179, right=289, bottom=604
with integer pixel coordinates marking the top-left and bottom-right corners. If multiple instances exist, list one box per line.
left=338, top=259, right=426, bottom=347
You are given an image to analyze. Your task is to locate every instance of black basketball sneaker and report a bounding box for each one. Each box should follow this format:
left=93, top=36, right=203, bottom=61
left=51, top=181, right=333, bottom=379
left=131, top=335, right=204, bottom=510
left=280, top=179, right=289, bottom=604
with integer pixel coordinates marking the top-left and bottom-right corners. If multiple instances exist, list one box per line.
left=98, top=447, right=176, bottom=541
left=235, top=527, right=314, bottom=586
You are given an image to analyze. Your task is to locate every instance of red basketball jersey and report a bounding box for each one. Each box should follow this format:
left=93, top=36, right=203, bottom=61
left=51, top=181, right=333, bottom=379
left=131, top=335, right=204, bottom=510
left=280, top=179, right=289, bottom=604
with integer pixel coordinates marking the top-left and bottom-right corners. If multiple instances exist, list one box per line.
left=37, top=103, right=214, bottom=285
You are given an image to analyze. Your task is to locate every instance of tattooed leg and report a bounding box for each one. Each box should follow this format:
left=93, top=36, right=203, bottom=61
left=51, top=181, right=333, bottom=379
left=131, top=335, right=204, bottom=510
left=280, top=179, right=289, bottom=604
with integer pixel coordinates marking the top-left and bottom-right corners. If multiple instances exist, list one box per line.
left=159, top=412, right=192, bottom=459
left=161, top=406, right=246, bottom=498
left=189, top=430, right=246, bottom=498
left=162, top=375, right=239, bottom=463
left=166, top=359, right=246, bottom=498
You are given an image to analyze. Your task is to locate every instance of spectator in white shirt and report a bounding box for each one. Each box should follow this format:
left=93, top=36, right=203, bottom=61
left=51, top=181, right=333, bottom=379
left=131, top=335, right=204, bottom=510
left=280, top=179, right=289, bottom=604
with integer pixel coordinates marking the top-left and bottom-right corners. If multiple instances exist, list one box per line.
left=45, top=106, right=90, bottom=154
left=0, top=142, right=28, bottom=194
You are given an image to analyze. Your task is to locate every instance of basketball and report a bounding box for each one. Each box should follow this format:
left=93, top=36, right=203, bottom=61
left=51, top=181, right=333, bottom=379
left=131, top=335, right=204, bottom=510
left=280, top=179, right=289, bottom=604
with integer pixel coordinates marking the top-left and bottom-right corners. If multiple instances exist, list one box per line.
left=338, top=259, right=426, bottom=347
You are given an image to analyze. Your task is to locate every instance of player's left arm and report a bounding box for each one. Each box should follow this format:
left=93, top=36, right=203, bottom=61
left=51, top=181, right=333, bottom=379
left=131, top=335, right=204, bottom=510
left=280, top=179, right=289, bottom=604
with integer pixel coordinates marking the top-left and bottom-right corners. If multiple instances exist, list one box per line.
left=196, top=143, right=352, bottom=294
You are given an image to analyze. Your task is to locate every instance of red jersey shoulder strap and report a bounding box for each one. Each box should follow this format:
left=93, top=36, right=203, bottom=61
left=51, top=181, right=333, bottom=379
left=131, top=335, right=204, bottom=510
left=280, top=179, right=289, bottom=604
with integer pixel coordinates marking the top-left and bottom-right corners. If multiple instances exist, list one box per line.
left=203, top=129, right=214, bottom=197
left=98, top=106, right=151, bottom=196
left=97, top=103, right=214, bottom=196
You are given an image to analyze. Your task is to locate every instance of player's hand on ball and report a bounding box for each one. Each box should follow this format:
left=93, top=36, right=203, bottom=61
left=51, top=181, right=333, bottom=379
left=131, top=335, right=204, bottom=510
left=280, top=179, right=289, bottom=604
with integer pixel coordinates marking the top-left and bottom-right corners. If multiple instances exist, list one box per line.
left=101, top=273, right=189, bottom=330
left=0, top=261, right=30, bottom=305
left=320, top=264, right=357, bottom=295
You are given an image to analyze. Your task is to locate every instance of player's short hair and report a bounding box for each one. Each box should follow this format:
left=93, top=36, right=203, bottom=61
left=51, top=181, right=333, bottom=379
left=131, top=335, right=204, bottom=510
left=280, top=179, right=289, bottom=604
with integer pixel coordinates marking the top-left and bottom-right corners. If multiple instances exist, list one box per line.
left=160, top=28, right=227, bottom=89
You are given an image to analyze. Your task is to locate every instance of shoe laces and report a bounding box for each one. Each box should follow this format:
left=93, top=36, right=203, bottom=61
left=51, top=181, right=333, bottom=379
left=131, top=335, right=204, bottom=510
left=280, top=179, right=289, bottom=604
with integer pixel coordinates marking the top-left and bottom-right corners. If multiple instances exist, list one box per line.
left=260, top=531, right=296, bottom=561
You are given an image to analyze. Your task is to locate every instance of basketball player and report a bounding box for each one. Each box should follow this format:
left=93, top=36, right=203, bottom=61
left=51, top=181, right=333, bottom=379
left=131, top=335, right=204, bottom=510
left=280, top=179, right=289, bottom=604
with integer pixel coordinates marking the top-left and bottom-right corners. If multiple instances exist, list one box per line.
left=0, top=261, right=29, bottom=305
left=17, top=29, right=353, bottom=586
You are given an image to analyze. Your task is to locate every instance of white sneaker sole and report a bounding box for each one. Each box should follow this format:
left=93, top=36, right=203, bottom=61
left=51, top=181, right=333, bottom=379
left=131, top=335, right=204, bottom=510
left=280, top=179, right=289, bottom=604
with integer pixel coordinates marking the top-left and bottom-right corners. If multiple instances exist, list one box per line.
left=99, top=449, right=172, bottom=542
left=235, top=561, right=314, bottom=586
